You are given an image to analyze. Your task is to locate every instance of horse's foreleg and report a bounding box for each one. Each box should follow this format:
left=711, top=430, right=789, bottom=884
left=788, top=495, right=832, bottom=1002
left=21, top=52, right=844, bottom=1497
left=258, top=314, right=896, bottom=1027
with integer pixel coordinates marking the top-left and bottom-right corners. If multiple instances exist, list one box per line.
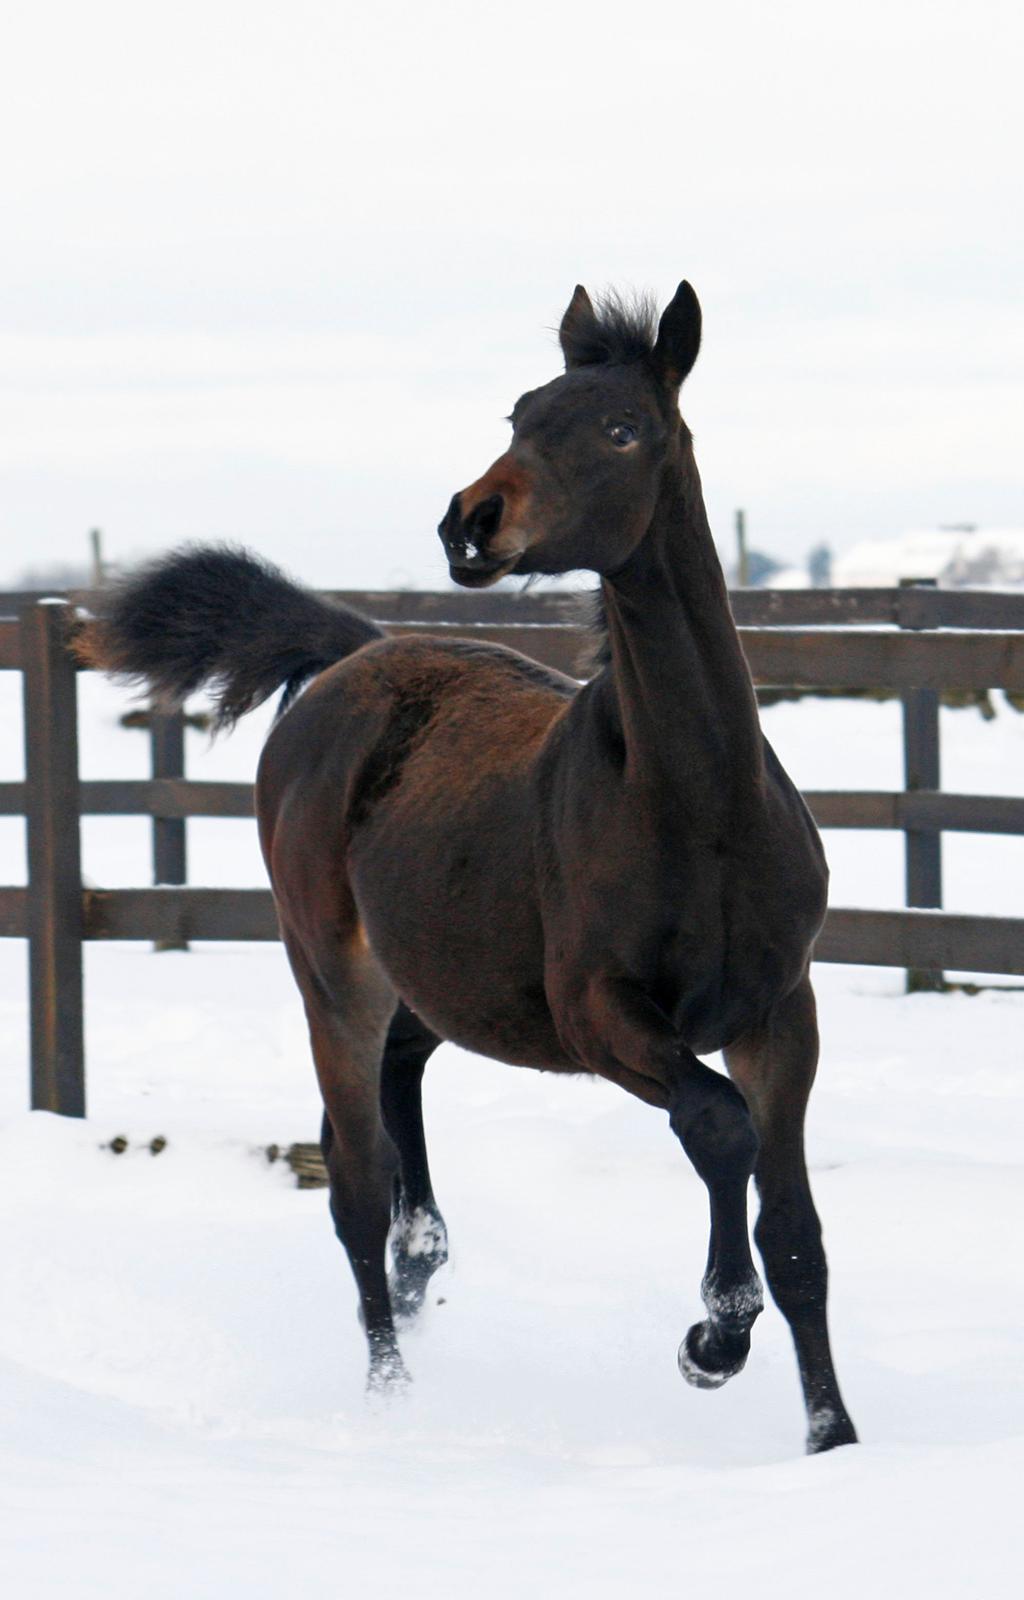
left=379, top=1004, right=448, bottom=1322
left=569, top=976, right=763, bottom=1389
left=668, top=1053, right=763, bottom=1390
left=725, top=974, right=857, bottom=1453
left=284, top=929, right=407, bottom=1392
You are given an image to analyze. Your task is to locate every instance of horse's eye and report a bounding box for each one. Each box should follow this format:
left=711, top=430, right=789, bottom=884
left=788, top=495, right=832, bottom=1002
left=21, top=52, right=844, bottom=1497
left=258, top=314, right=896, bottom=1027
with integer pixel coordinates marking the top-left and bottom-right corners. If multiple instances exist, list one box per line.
left=608, top=422, right=638, bottom=448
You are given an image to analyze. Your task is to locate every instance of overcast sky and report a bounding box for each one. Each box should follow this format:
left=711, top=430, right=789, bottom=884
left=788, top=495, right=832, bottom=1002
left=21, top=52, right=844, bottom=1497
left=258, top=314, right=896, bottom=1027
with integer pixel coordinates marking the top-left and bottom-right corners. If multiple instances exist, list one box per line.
left=2, top=0, right=1021, bottom=588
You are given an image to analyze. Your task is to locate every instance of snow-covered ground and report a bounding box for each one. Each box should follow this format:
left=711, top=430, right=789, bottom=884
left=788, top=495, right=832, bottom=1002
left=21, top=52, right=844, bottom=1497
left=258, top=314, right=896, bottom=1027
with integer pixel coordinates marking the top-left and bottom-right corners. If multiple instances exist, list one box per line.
left=0, top=675, right=1022, bottom=1598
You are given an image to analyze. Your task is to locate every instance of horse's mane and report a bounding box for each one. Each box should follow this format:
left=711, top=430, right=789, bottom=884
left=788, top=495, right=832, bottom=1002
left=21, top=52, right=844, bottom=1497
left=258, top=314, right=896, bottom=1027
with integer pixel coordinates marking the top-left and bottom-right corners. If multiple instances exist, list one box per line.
left=557, top=288, right=673, bottom=670
left=559, top=290, right=659, bottom=369
left=575, top=589, right=612, bottom=675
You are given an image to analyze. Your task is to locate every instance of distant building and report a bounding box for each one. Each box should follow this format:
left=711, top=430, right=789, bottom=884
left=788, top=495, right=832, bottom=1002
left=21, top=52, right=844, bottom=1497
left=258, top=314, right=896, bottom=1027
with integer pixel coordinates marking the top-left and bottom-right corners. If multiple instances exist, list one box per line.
left=728, top=549, right=811, bottom=589
left=833, top=527, right=1024, bottom=589
left=807, top=543, right=832, bottom=588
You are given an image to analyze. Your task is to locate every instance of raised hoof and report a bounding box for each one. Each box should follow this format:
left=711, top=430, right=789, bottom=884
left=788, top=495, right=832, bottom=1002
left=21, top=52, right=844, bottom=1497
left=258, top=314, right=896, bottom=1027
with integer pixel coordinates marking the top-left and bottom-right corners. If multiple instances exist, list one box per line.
left=806, top=1408, right=859, bottom=1454
left=677, top=1321, right=748, bottom=1390
left=388, top=1206, right=448, bottom=1325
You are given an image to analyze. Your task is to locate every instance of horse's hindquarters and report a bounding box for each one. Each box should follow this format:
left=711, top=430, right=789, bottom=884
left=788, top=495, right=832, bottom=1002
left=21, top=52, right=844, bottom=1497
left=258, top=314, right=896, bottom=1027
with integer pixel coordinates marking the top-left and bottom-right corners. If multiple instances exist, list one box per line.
left=259, top=636, right=577, bottom=1073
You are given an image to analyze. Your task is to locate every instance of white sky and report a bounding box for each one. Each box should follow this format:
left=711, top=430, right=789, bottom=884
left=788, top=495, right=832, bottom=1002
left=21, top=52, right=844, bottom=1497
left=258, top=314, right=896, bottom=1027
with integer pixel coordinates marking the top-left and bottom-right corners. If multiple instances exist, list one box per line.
left=1, top=0, right=1021, bottom=587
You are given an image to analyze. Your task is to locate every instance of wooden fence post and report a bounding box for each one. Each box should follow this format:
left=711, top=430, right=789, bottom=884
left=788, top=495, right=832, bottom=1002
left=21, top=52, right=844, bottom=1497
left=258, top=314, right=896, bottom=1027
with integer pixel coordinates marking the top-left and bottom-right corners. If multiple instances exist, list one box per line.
left=150, top=709, right=189, bottom=951
left=22, top=601, right=86, bottom=1115
left=899, top=578, right=944, bottom=992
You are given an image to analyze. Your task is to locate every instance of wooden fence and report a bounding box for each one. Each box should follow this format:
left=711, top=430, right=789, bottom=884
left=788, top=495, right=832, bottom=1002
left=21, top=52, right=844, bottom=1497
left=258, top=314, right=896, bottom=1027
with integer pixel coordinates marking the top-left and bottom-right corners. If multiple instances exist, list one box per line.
left=2, top=583, right=1023, bottom=1118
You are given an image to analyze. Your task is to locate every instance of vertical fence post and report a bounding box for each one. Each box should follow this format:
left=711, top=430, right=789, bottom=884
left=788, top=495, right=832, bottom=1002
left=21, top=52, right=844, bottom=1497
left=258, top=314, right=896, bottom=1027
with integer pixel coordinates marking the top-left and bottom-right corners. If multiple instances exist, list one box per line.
left=899, top=578, right=944, bottom=992
left=22, top=601, right=86, bottom=1115
left=735, top=509, right=749, bottom=586
left=150, top=708, right=189, bottom=951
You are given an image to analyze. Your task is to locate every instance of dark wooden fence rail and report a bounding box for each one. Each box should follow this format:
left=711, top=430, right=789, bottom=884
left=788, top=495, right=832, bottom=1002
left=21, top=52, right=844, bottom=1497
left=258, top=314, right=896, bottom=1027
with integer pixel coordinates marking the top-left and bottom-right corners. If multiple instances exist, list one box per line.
left=2, top=584, right=1024, bottom=1118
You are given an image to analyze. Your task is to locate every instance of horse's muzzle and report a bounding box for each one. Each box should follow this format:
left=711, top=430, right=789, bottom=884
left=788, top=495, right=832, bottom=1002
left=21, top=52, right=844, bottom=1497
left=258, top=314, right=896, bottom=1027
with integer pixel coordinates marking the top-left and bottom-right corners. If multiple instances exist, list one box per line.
left=438, top=493, right=512, bottom=586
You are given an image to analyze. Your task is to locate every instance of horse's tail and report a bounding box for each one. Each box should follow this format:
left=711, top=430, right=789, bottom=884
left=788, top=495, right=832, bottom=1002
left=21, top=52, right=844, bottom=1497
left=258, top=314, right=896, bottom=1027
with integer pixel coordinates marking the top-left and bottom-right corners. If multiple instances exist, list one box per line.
left=75, top=544, right=383, bottom=730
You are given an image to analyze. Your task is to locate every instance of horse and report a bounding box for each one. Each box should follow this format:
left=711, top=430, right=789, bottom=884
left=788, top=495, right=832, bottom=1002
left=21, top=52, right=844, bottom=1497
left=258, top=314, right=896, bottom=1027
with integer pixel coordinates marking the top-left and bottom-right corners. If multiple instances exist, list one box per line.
left=79, top=279, right=857, bottom=1454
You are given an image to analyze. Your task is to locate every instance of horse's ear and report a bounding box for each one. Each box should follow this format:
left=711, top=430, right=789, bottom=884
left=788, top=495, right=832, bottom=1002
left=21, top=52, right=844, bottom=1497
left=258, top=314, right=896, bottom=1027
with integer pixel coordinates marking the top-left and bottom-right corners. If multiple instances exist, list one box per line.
left=558, top=284, right=596, bottom=370
left=650, top=281, right=702, bottom=390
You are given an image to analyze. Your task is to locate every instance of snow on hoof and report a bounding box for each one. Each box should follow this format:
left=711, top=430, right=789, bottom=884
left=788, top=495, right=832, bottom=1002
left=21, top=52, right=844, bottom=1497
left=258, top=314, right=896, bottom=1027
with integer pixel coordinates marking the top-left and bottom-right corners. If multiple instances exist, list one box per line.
left=389, top=1206, right=448, bottom=1271
left=388, top=1267, right=433, bottom=1326
left=366, top=1349, right=411, bottom=1399
left=677, top=1322, right=748, bottom=1390
left=388, top=1206, right=448, bottom=1324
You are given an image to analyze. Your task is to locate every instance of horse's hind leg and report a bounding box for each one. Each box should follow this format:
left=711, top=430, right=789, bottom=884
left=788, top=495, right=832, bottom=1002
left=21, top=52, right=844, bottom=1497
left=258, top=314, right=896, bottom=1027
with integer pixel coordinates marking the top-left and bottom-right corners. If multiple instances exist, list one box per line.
left=284, top=929, right=407, bottom=1391
left=379, top=1003, right=448, bottom=1322
left=725, top=974, right=857, bottom=1453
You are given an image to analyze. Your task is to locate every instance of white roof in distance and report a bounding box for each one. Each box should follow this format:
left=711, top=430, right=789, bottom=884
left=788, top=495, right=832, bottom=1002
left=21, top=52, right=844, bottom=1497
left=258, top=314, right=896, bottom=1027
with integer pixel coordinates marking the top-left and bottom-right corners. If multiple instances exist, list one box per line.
left=834, top=528, right=1024, bottom=588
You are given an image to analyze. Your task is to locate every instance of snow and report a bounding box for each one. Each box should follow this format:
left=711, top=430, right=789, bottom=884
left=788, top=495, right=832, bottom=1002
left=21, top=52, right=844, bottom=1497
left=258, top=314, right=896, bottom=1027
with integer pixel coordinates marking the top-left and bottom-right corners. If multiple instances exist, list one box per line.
left=1, top=674, right=1023, bottom=1597
left=762, top=564, right=810, bottom=588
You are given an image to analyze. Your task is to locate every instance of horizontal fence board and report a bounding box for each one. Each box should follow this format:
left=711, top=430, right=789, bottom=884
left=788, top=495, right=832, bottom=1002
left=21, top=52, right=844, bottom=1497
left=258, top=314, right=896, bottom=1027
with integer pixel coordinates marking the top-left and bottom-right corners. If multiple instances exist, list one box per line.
left=2, top=882, right=1016, bottom=976
left=69, top=889, right=1024, bottom=977
left=68, top=782, right=1024, bottom=837
left=734, top=589, right=1024, bottom=629
left=8, top=585, right=1024, bottom=633
left=381, top=621, right=1024, bottom=690
left=0, top=782, right=26, bottom=816
left=83, top=887, right=279, bottom=941
left=892, top=587, right=1024, bottom=632
left=816, top=907, right=1024, bottom=975
left=331, top=587, right=586, bottom=625
left=806, top=790, right=1024, bottom=834
left=292, top=588, right=1024, bottom=632
left=731, top=589, right=901, bottom=625
left=30, top=890, right=1024, bottom=978
left=742, top=629, right=1024, bottom=691
left=0, top=887, right=28, bottom=937
left=0, top=586, right=585, bottom=626
left=79, top=779, right=255, bottom=818
left=0, top=619, right=21, bottom=669
left=349, top=588, right=1024, bottom=633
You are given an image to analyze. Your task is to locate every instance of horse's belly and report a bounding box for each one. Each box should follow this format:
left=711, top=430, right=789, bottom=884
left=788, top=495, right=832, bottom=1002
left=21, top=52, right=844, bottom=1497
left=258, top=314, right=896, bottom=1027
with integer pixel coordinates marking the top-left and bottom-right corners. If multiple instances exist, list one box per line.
left=349, top=816, right=572, bottom=1072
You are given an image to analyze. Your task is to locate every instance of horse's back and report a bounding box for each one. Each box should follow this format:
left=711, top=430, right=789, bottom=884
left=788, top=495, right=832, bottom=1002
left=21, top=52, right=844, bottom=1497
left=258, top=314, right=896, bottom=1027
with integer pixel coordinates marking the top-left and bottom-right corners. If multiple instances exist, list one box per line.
left=257, top=631, right=575, bottom=817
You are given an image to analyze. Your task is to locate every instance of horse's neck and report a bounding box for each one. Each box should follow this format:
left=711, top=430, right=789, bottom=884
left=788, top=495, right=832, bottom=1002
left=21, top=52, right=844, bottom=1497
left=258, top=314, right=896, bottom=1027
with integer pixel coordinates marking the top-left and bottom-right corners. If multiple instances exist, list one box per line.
left=597, top=449, right=765, bottom=811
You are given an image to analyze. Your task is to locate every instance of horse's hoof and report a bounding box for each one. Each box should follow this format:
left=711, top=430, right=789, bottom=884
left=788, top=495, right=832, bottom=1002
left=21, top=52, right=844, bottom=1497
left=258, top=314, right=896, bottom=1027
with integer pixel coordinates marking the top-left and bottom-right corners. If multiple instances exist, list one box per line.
left=366, top=1350, right=411, bottom=1398
left=677, top=1322, right=748, bottom=1390
left=388, top=1206, right=448, bottom=1325
left=388, top=1265, right=434, bottom=1326
left=806, top=1407, right=859, bottom=1454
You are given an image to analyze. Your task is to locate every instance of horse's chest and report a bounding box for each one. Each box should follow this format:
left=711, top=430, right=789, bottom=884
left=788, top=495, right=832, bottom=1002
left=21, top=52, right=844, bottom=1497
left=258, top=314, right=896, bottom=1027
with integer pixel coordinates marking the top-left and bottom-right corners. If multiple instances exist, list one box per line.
left=552, top=819, right=816, bottom=1051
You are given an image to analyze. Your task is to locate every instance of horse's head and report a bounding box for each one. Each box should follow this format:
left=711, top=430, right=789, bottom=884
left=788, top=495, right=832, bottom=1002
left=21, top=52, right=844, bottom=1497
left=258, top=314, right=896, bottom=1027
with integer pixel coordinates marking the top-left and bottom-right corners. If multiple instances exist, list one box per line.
left=438, top=281, right=701, bottom=587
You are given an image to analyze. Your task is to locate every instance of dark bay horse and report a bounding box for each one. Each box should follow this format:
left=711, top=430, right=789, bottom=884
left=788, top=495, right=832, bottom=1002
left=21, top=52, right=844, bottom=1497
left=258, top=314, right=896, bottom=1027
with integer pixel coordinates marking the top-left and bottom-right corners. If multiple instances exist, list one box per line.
left=80, top=280, right=857, bottom=1453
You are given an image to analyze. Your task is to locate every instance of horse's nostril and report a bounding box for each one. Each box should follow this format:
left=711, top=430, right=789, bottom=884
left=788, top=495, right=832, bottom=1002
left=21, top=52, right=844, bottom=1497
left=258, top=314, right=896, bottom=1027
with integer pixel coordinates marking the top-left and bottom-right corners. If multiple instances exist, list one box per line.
left=466, top=494, right=504, bottom=545
left=440, top=490, right=507, bottom=569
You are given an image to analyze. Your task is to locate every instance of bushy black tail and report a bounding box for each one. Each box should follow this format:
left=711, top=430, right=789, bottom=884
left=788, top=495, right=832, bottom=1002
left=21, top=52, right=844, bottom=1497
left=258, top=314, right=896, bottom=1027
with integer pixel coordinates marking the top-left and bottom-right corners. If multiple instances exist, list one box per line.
left=76, top=544, right=383, bottom=729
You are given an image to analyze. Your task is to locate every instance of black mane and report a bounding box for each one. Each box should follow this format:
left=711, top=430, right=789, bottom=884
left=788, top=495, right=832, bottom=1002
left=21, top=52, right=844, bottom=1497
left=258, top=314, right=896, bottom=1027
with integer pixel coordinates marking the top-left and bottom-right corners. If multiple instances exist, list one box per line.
left=558, top=290, right=659, bottom=369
